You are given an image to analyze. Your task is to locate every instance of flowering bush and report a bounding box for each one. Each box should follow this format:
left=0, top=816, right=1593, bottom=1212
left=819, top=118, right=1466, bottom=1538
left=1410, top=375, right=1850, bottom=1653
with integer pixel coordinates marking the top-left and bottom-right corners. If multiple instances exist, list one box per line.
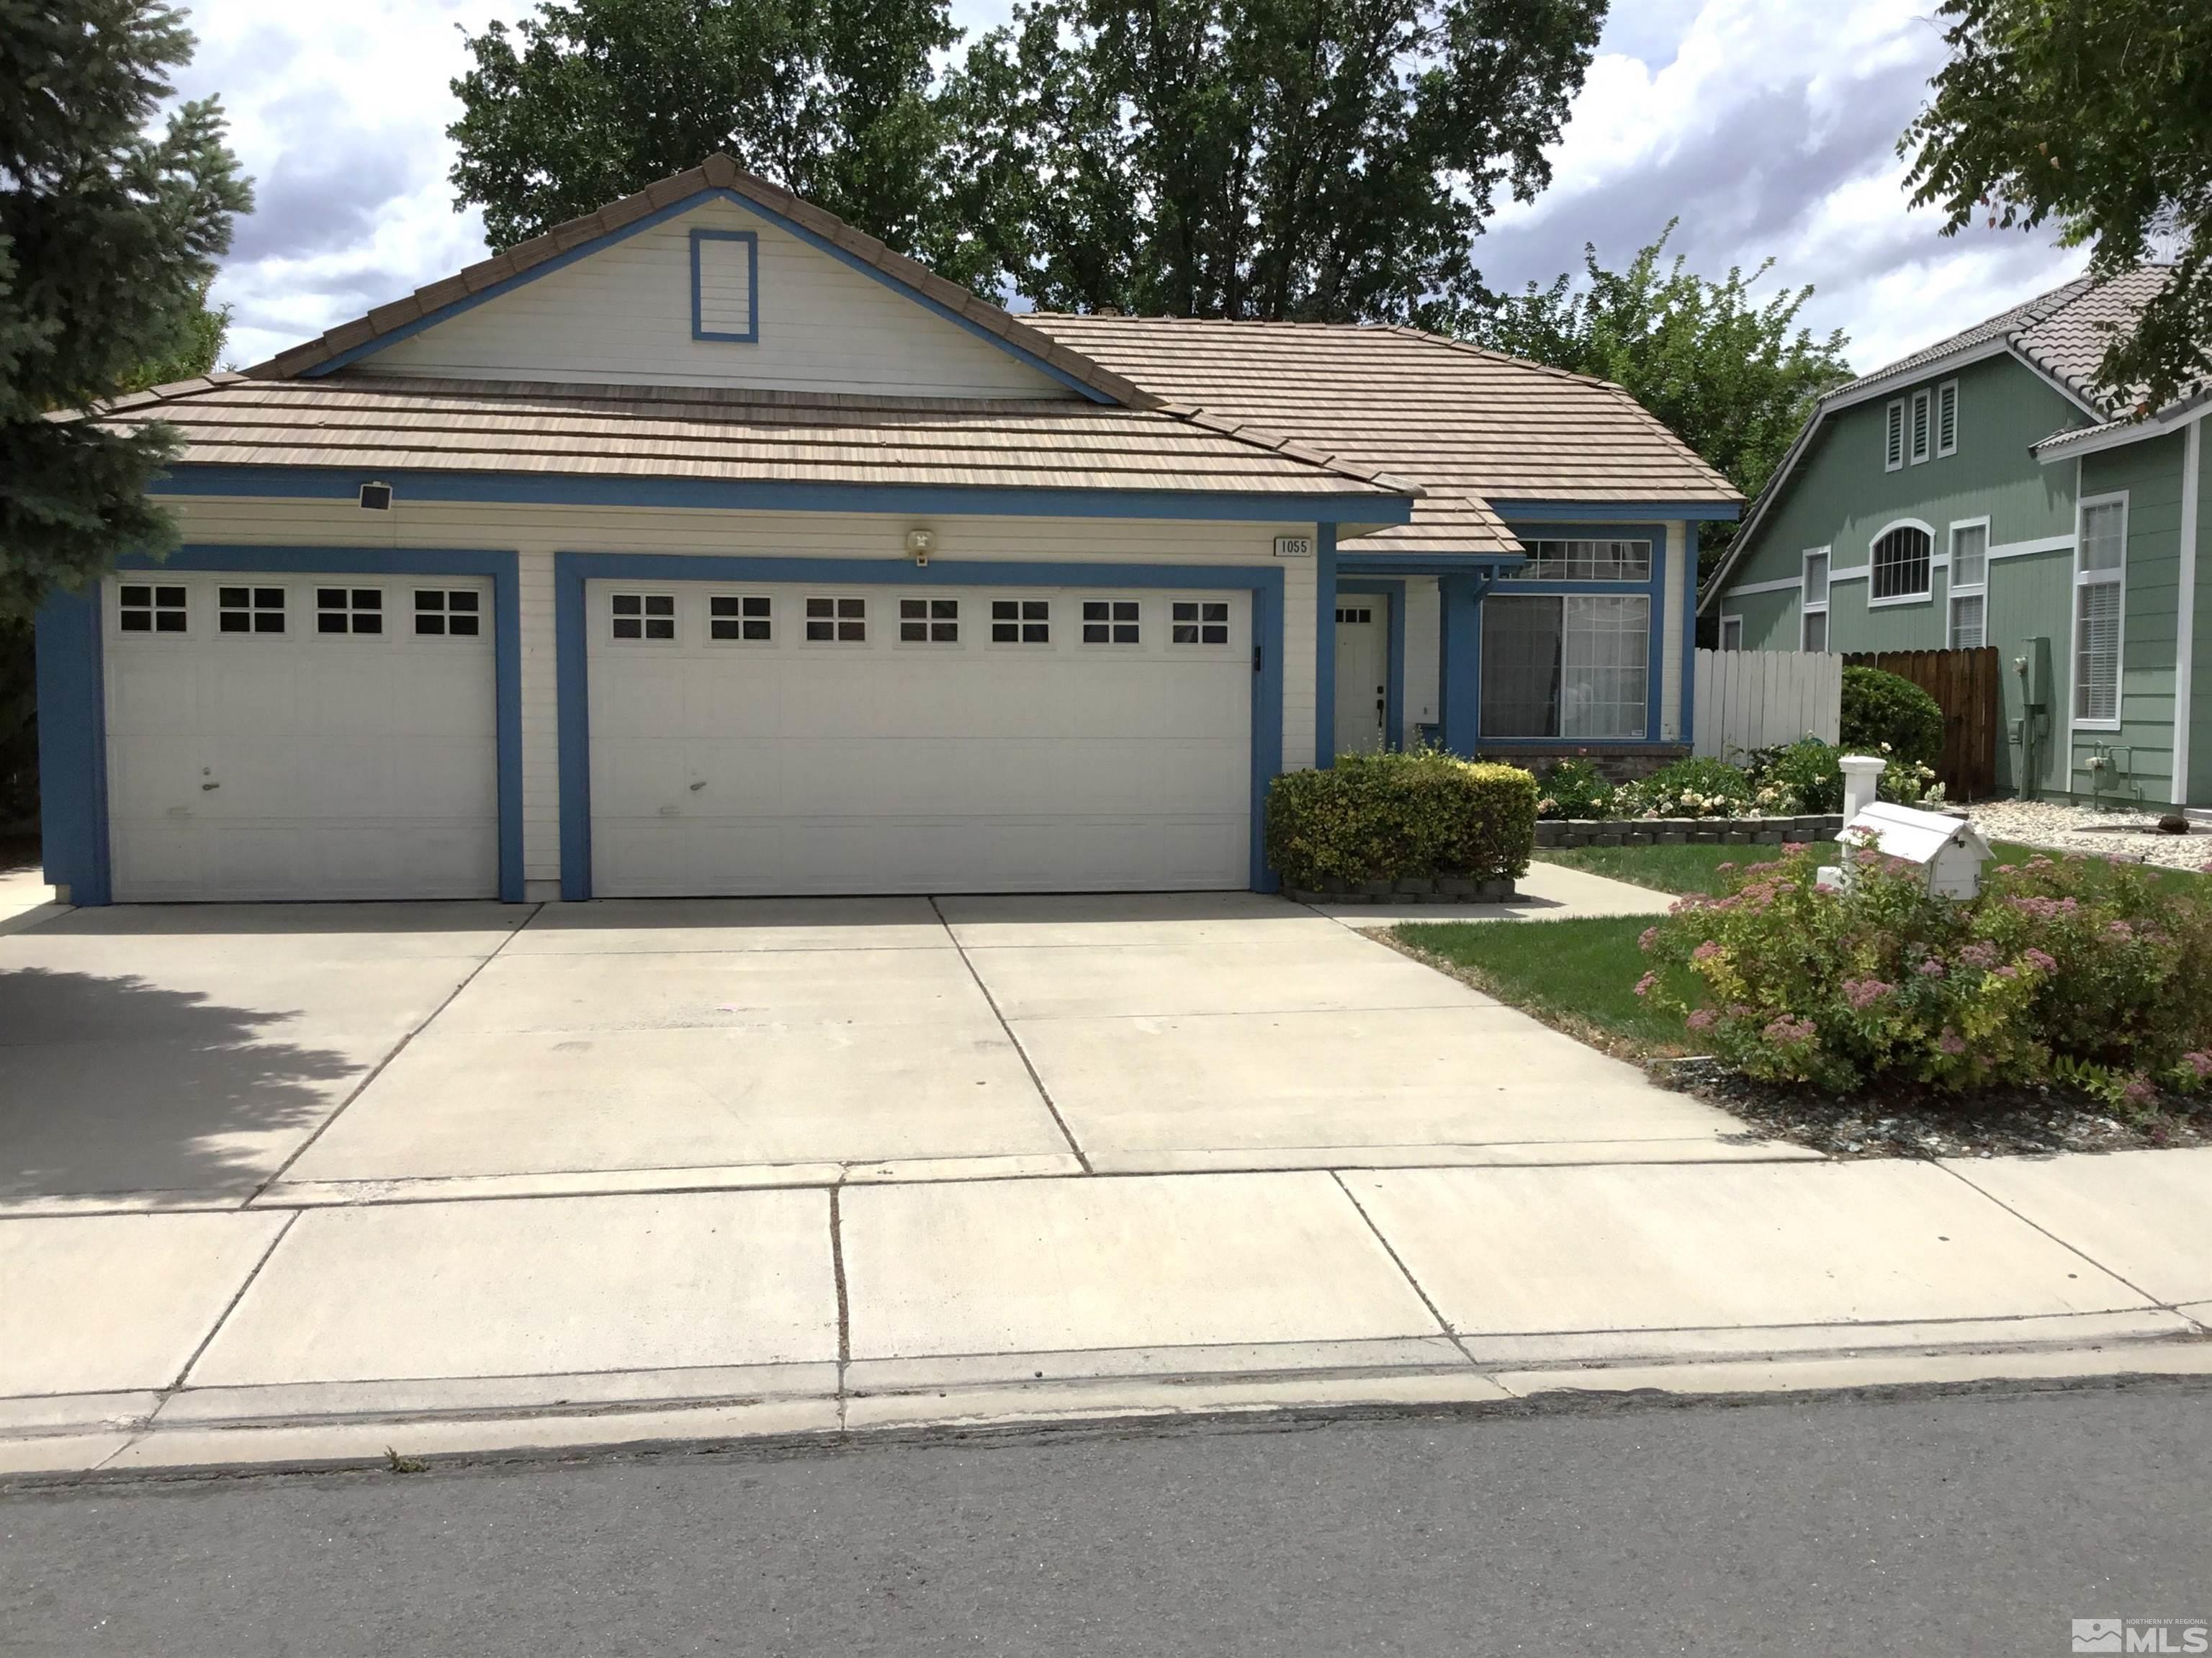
left=1534, top=757, right=1617, bottom=820
left=1745, top=737, right=1844, bottom=813
left=1639, top=840, right=2212, bottom=1099
left=1616, top=756, right=1764, bottom=819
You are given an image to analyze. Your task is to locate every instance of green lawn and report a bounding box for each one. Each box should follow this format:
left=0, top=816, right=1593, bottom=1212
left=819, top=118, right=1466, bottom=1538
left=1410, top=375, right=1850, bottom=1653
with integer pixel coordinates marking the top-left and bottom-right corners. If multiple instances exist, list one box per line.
left=1393, top=914, right=1695, bottom=1056
left=1534, top=835, right=2206, bottom=899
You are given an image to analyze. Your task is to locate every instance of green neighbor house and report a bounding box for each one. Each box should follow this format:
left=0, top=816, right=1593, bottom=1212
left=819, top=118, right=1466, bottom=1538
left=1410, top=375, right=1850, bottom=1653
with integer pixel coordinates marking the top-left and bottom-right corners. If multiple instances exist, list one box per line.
left=1701, top=269, right=2211, bottom=808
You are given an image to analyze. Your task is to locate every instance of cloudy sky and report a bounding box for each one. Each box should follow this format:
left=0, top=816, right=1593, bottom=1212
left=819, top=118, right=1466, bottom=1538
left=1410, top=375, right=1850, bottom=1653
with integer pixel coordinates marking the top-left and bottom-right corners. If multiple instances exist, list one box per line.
left=175, top=0, right=2087, bottom=375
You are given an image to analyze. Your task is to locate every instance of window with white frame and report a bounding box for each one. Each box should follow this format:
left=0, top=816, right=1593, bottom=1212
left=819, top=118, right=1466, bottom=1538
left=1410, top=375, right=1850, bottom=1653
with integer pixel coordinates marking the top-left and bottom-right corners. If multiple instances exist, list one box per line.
left=1519, top=539, right=1652, bottom=581
left=118, top=583, right=188, bottom=634
left=1937, top=379, right=1959, bottom=456
left=989, top=599, right=1049, bottom=644
left=1801, top=548, right=1830, bottom=652
left=415, top=590, right=482, bottom=636
left=805, top=595, right=866, bottom=642
left=1719, top=615, right=1744, bottom=652
left=1081, top=598, right=1140, bottom=644
left=217, top=585, right=286, bottom=635
left=610, top=593, right=675, bottom=641
left=709, top=595, right=771, bottom=642
left=899, top=597, right=958, bottom=644
left=1948, top=522, right=1987, bottom=649
left=1910, top=387, right=1933, bottom=464
left=1871, top=524, right=1933, bottom=601
left=1884, top=400, right=1905, bottom=471
left=1172, top=600, right=1230, bottom=644
left=1479, top=594, right=1648, bottom=740
left=2074, top=497, right=2126, bottom=724
left=315, top=586, right=384, bottom=635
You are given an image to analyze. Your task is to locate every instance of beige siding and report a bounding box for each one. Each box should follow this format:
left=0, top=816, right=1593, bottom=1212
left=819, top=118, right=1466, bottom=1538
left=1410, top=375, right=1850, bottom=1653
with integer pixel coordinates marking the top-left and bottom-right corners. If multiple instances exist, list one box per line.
left=163, top=496, right=1305, bottom=890
left=359, top=199, right=1072, bottom=400
left=1403, top=577, right=1440, bottom=734
left=1660, top=520, right=1686, bottom=742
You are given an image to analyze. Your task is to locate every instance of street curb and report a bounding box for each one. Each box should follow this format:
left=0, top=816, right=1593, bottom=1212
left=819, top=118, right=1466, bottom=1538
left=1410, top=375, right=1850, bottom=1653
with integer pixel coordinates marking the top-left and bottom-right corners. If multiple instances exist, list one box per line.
left=7, top=1337, right=2210, bottom=1487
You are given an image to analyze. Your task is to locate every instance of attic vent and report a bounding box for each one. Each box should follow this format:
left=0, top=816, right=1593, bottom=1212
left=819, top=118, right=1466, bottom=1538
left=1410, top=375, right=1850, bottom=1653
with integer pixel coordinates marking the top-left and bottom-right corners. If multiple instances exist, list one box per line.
left=692, top=228, right=758, bottom=343
left=358, top=482, right=393, bottom=511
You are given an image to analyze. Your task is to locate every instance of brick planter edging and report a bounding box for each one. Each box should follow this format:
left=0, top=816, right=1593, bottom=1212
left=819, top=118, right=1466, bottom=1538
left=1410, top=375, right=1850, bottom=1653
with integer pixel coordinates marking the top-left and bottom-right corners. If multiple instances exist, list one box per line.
left=1534, top=813, right=1844, bottom=850
left=1287, top=876, right=1517, bottom=905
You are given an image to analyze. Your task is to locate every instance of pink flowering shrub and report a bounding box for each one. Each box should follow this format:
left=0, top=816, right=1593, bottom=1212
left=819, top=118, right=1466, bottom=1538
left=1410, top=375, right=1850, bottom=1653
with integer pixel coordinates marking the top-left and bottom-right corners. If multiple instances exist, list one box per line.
left=1639, top=842, right=2212, bottom=1097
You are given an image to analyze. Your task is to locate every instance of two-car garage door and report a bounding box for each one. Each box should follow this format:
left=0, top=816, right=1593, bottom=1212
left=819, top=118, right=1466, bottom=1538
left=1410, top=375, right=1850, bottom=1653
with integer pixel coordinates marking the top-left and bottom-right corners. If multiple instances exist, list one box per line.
left=586, top=580, right=1252, bottom=896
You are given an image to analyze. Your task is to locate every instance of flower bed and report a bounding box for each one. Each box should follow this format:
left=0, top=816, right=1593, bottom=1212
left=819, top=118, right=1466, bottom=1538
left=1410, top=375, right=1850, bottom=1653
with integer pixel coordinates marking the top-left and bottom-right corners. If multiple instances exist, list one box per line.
left=1536, top=814, right=1843, bottom=850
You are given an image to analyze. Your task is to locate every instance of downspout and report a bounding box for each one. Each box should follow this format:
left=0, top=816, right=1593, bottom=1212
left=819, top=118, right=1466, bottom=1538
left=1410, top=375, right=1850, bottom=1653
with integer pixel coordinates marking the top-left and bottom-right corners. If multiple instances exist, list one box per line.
left=2175, top=416, right=2202, bottom=806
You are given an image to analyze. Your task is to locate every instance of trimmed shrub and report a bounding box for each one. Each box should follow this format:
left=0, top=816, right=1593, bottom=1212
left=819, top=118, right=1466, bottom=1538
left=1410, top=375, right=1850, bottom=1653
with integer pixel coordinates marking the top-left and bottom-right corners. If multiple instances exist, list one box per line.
left=1266, top=752, right=1537, bottom=888
left=1638, top=842, right=2212, bottom=1100
left=1535, top=757, right=1616, bottom=820
left=1745, top=737, right=1844, bottom=814
left=1616, top=755, right=1762, bottom=819
left=1840, top=665, right=1943, bottom=767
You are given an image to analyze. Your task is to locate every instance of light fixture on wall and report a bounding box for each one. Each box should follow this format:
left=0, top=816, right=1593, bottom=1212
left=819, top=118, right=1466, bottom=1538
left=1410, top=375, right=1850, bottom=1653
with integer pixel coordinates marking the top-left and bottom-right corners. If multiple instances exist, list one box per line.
left=358, top=482, right=393, bottom=511
left=906, top=528, right=935, bottom=567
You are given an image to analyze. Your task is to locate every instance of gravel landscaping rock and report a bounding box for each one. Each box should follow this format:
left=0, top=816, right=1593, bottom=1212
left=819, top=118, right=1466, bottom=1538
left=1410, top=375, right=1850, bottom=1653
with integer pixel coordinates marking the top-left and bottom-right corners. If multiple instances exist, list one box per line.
left=1966, top=798, right=2212, bottom=873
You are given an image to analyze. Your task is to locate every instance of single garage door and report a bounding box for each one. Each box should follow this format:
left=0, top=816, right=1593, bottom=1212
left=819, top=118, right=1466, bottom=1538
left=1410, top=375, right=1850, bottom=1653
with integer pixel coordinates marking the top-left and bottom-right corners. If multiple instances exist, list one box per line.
left=587, top=580, right=1252, bottom=896
left=103, top=572, right=499, bottom=901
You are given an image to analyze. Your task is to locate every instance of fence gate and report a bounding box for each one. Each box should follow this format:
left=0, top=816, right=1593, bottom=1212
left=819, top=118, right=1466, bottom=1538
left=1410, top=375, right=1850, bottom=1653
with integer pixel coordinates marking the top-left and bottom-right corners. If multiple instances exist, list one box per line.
left=1694, top=649, right=1842, bottom=761
left=1842, top=648, right=2001, bottom=802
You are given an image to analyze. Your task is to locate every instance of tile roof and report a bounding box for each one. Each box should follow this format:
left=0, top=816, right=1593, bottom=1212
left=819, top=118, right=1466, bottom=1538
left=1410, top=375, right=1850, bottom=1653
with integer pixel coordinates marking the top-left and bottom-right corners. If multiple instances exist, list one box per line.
left=249, top=156, right=1159, bottom=412
left=89, top=374, right=1415, bottom=502
left=1026, top=315, right=1741, bottom=555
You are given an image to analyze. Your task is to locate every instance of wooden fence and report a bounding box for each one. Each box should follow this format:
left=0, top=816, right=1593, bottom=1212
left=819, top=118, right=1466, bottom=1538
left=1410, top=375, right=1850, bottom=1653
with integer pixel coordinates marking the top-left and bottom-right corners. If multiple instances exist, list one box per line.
left=1693, top=649, right=1842, bottom=761
left=1843, top=648, right=2002, bottom=802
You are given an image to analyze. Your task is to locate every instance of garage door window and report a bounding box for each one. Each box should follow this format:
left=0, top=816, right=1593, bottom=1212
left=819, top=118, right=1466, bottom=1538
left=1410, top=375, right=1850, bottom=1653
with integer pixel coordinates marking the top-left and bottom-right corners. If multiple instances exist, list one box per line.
left=217, top=586, right=286, bottom=635
left=805, top=596, right=866, bottom=642
left=990, top=599, right=1050, bottom=644
left=414, top=590, right=482, bottom=636
left=899, top=598, right=959, bottom=644
left=119, top=585, right=187, bottom=634
left=709, top=594, right=771, bottom=642
left=611, top=593, right=675, bottom=642
left=1172, top=600, right=1230, bottom=645
left=317, top=587, right=385, bottom=636
left=1082, top=599, right=1140, bottom=645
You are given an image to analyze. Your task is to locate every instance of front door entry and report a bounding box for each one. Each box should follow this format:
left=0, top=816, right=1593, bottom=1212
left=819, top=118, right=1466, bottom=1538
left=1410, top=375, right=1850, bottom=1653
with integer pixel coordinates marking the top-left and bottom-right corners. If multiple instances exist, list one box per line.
left=1333, top=600, right=1388, bottom=756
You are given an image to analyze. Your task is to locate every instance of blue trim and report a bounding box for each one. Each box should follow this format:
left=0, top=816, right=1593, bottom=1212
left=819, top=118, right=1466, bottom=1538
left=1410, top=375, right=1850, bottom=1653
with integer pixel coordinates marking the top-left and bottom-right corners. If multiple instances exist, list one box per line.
left=1336, top=577, right=1406, bottom=751
left=1437, top=572, right=1497, bottom=756
left=1488, top=500, right=1741, bottom=522
left=149, top=466, right=1409, bottom=527
left=83, top=545, right=529, bottom=904
left=1681, top=521, right=1699, bottom=747
left=1339, top=552, right=1524, bottom=578
left=689, top=228, right=759, bottom=343
left=1313, top=523, right=1337, bottom=767
left=305, top=185, right=1118, bottom=404
left=35, top=588, right=111, bottom=906
left=554, top=554, right=1287, bottom=899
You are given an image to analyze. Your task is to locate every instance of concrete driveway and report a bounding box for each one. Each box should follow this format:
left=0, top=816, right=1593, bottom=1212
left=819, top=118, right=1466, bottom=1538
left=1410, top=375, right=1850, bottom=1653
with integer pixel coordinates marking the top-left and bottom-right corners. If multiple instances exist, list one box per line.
left=0, top=887, right=1766, bottom=1214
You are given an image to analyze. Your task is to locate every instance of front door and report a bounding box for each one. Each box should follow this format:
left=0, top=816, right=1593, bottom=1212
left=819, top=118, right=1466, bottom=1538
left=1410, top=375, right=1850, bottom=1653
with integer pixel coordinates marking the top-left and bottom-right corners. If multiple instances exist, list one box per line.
left=1333, top=601, right=1388, bottom=756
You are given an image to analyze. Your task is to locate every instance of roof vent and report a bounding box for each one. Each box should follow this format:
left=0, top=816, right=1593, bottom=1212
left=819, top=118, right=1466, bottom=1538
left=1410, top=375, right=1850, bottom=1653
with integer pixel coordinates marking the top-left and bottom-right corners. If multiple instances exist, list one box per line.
left=358, top=482, right=393, bottom=511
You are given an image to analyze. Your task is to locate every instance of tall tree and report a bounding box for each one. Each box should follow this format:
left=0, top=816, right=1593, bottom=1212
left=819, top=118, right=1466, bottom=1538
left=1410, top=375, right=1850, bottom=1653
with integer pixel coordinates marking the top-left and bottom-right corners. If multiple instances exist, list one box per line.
left=945, top=0, right=1609, bottom=325
left=0, top=1, right=251, bottom=620
left=1902, top=0, right=2212, bottom=414
left=447, top=0, right=979, bottom=279
left=1467, top=222, right=1853, bottom=572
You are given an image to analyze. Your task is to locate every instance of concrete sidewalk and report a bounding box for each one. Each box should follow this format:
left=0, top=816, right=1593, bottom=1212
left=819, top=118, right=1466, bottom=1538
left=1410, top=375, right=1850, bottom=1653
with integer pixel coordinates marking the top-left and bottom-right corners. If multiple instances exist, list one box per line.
left=4, top=1148, right=2207, bottom=1477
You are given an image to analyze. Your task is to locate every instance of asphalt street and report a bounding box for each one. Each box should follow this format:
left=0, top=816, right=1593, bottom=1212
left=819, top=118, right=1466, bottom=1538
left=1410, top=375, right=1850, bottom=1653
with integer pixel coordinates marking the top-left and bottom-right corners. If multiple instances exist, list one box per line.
left=3, top=1379, right=2207, bottom=1657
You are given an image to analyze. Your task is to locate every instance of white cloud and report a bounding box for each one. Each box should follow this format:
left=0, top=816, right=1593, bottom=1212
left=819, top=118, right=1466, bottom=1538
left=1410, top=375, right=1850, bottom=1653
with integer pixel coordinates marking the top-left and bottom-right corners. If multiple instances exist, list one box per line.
left=176, top=0, right=2086, bottom=377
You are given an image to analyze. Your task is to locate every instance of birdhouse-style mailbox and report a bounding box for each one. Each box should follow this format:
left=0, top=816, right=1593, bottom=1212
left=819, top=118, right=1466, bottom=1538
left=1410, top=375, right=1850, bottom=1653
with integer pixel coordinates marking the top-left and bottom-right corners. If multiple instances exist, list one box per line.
left=1825, top=801, right=1997, bottom=900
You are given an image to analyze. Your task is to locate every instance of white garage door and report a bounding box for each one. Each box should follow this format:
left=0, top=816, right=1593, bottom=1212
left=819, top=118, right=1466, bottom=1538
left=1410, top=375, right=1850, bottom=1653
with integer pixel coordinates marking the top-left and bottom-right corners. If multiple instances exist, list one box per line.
left=103, top=573, right=499, bottom=901
left=587, top=580, right=1252, bottom=896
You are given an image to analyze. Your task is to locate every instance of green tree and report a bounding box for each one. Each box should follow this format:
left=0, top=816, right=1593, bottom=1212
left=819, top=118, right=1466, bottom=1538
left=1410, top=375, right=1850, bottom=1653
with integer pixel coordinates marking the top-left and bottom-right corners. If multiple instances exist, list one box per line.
left=1467, top=222, right=1853, bottom=572
left=1902, top=0, right=2212, bottom=414
left=946, top=0, right=1609, bottom=324
left=117, top=279, right=230, bottom=392
left=447, top=0, right=981, bottom=279
left=1, top=1, right=251, bottom=620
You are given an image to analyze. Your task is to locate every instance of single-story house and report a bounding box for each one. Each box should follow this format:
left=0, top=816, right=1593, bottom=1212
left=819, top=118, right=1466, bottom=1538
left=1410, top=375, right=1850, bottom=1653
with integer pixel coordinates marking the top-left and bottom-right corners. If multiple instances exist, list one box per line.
left=38, top=156, right=1737, bottom=905
left=1701, top=269, right=2211, bottom=808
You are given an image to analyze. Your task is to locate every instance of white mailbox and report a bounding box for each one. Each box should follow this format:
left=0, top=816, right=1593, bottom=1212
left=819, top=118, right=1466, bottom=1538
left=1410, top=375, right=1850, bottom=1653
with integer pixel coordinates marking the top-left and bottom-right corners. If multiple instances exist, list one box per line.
left=1826, top=800, right=1996, bottom=900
